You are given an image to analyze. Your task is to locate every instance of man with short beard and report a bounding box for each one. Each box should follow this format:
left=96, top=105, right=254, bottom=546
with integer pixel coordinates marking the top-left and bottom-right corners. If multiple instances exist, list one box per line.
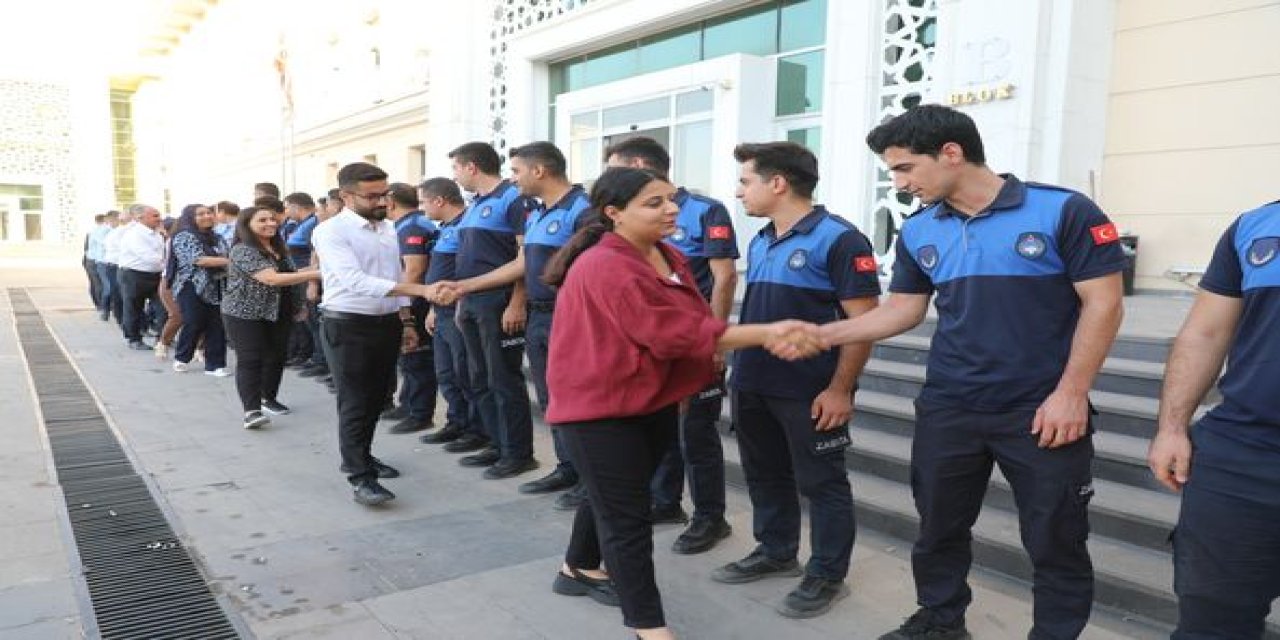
left=312, top=162, right=450, bottom=506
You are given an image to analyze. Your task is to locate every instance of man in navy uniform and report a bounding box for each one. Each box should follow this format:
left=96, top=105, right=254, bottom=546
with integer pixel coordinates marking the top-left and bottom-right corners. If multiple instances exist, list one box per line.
left=604, top=136, right=741, bottom=551
left=418, top=178, right=486, bottom=451
left=820, top=104, right=1126, bottom=639
left=1149, top=198, right=1280, bottom=639
left=712, top=142, right=879, bottom=619
left=446, top=141, right=590, bottom=495
left=449, top=141, right=540, bottom=479
left=387, top=182, right=439, bottom=434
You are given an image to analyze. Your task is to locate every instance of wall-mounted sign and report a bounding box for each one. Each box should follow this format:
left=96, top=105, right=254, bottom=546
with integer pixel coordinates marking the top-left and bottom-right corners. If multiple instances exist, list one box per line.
left=947, top=83, right=1016, bottom=106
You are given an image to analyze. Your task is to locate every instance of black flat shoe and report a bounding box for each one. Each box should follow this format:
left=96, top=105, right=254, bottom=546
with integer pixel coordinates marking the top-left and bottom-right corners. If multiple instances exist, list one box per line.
left=551, top=567, right=620, bottom=607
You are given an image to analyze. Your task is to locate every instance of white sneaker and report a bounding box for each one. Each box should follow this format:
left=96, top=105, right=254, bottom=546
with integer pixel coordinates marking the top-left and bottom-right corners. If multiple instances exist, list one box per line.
left=172, top=360, right=189, bottom=373
left=154, top=343, right=169, bottom=359
left=243, top=410, right=270, bottom=430
left=204, top=368, right=232, bottom=377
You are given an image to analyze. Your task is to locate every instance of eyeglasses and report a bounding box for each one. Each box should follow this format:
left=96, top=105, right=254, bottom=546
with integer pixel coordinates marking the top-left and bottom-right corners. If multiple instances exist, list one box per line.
left=349, top=191, right=390, bottom=202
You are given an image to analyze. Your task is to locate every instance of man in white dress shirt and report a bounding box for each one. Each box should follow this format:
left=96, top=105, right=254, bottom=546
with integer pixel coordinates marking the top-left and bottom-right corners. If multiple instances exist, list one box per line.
left=101, top=209, right=132, bottom=324
left=116, top=204, right=165, bottom=350
left=312, top=162, right=449, bottom=506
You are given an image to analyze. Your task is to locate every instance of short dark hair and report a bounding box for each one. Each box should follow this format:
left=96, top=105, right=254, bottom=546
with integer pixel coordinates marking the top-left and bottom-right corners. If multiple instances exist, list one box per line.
left=388, top=182, right=419, bottom=209
left=509, top=141, right=566, bottom=178
left=327, top=188, right=342, bottom=202
left=448, top=142, right=501, bottom=176
left=93, top=214, right=105, bottom=223
left=214, top=201, right=240, bottom=216
left=284, top=192, right=315, bottom=208
left=865, top=104, right=986, bottom=164
left=105, top=210, right=120, bottom=220
left=254, top=182, right=280, bottom=197
left=418, top=177, right=465, bottom=206
left=337, top=162, right=389, bottom=190
left=604, top=136, right=671, bottom=177
left=253, top=195, right=285, bottom=213
left=733, top=142, right=820, bottom=199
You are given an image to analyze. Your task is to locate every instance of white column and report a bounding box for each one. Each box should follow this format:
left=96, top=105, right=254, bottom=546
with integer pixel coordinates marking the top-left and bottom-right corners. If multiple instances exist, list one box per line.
left=820, top=0, right=881, bottom=229
left=424, top=0, right=496, bottom=177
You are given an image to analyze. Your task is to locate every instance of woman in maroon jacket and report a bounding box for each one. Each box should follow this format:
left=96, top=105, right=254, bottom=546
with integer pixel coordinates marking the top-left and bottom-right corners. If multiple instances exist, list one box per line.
left=542, top=167, right=820, bottom=639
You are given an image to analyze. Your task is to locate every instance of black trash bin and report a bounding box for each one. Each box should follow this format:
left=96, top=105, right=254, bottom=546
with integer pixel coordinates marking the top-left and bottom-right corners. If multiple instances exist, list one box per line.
left=1118, top=235, right=1138, bottom=296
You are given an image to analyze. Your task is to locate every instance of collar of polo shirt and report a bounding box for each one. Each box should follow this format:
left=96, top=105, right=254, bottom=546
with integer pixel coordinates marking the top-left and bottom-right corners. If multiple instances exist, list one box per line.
left=932, top=173, right=1026, bottom=219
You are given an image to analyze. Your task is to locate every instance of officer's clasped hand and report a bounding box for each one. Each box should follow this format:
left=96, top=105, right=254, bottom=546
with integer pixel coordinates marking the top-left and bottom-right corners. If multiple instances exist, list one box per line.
left=763, top=320, right=828, bottom=361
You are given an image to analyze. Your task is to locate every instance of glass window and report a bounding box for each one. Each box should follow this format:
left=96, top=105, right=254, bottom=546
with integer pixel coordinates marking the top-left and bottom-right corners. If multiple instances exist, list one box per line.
left=18, top=197, right=43, bottom=211
left=570, top=111, right=599, bottom=139
left=785, top=126, right=822, bottom=157
left=638, top=25, right=700, bottom=74
left=776, top=50, right=824, bottom=116
left=602, top=97, right=669, bottom=130
left=780, top=0, right=827, bottom=51
left=675, top=89, right=713, bottom=117
left=674, top=121, right=713, bottom=195
left=583, top=43, right=640, bottom=86
left=704, top=5, right=778, bottom=59
left=570, top=138, right=603, bottom=185
left=24, top=213, right=42, bottom=241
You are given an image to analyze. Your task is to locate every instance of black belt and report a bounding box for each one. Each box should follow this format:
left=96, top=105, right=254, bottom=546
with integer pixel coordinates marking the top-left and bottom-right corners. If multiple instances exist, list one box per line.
left=527, top=300, right=555, bottom=313
left=122, top=267, right=162, bottom=276
left=322, top=310, right=400, bottom=323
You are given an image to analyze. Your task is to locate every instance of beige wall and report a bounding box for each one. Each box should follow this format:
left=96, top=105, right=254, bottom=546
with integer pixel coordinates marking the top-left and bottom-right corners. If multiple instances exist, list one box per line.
left=1101, top=0, right=1280, bottom=291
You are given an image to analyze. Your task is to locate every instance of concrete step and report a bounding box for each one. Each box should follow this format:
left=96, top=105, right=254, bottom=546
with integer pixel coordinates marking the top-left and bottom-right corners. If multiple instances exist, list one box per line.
left=856, top=361, right=1207, bottom=440
left=718, top=436, right=1280, bottom=635
left=900, top=320, right=1173, bottom=363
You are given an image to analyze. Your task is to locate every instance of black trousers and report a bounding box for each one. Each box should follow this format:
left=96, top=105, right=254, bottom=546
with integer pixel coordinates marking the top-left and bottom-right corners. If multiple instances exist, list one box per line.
left=222, top=314, right=291, bottom=412
left=118, top=268, right=161, bottom=342
left=1173, top=418, right=1280, bottom=640
left=175, top=286, right=227, bottom=369
left=911, top=400, right=1094, bottom=639
left=287, top=318, right=313, bottom=362
left=322, top=312, right=401, bottom=484
left=84, top=258, right=102, bottom=308
left=651, top=378, right=727, bottom=520
left=561, top=406, right=678, bottom=630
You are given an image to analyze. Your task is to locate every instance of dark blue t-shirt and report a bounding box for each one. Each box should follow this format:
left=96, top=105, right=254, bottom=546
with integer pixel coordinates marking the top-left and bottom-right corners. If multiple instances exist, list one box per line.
left=890, top=175, right=1127, bottom=411
left=1198, top=201, right=1280, bottom=442
left=455, top=180, right=537, bottom=281
left=524, top=185, right=590, bottom=303
left=731, top=206, right=882, bottom=400
left=285, top=214, right=318, bottom=266
left=664, top=188, right=740, bottom=301
left=425, top=215, right=464, bottom=310
left=395, top=211, right=439, bottom=284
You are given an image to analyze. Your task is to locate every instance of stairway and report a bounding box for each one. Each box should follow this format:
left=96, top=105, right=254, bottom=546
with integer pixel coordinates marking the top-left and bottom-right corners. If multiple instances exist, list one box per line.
left=719, top=319, right=1280, bottom=635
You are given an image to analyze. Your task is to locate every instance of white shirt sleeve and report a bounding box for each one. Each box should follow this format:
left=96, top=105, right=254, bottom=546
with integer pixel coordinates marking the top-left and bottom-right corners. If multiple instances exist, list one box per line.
left=313, top=221, right=399, bottom=299
left=116, top=225, right=165, bottom=272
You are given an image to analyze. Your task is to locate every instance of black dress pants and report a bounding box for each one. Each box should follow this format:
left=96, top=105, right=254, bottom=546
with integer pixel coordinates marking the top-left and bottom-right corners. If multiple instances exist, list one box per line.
left=560, top=405, right=678, bottom=629
left=322, top=312, right=401, bottom=484
left=222, top=314, right=291, bottom=412
left=118, top=268, right=161, bottom=342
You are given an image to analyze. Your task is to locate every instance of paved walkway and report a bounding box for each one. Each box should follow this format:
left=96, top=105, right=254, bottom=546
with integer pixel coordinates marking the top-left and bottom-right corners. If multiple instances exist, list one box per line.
left=1, top=249, right=1182, bottom=639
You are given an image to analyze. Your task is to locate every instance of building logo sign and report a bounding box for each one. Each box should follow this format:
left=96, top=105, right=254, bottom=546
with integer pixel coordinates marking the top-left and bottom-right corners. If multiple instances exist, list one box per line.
left=947, top=83, right=1015, bottom=106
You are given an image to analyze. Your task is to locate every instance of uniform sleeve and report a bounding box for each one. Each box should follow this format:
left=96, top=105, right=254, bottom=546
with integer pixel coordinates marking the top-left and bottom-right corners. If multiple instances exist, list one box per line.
left=398, top=224, right=432, bottom=257
left=1198, top=218, right=1243, bottom=298
left=1056, top=194, right=1128, bottom=282
left=286, top=217, right=315, bottom=248
left=507, top=196, right=536, bottom=236
left=699, top=203, right=740, bottom=259
left=888, top=233, right=934, bottom=294
left=827, top=229, right=883, bottom=300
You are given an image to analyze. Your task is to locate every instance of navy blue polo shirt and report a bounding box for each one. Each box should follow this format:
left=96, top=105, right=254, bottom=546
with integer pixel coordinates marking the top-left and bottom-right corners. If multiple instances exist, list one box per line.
left=285, top=213, right=318, bottom=266
left=665, top=188, right=740, bottom=301
left=395, top=211, right=439, bottom=284
left=1198, top=201, right=1280, bottom=439
left=425, top=216, right=463, bottom=310
left=455, top=180, right=537, bottom=280
left=891, top=175, right=1127, bottom=411
left=524, top=185, right=590, bottom=303
left=731, top=206, right=882, bottom=400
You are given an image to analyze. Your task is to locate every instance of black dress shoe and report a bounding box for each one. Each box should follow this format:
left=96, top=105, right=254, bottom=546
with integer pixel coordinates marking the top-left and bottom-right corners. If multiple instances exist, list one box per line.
left=777, top=575, right=850, bottom=619
left=128, top=340, right=151, bottom=351
left=420, top=423, right=465, bottom=444
left=551, top=567, right=620, bottom=607
left=388, top=417, right=431, bottom=434
left=650, top=503, right=689, bottom=525
left=553, top=484, right=588, bottom=511
left=483, top=457, right=539, bottom=480
left=340, top=457, right=401, bottom=479
left=442, top=432, right=489, bottom=452
left=518, top=469, right=577, bottom=494
left=459, top=447, right=500, bottom=467
left=671, top=517, right=733, bottom=555
left=381, top=405, right=409, bottom=421
left=711, top=550, right=801, bottom=584
left=352, top=480, right=395, bottom=506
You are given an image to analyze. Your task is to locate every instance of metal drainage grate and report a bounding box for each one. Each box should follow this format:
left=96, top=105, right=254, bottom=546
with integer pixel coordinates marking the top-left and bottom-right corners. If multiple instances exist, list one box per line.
left=9, top=289, right=240, bottom=640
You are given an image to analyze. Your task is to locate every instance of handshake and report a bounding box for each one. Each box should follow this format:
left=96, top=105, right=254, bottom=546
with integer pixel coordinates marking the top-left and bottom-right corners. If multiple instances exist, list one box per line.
left=411, top=281, right=467, bottom=306
left=761, top=320, right=832, bottom=361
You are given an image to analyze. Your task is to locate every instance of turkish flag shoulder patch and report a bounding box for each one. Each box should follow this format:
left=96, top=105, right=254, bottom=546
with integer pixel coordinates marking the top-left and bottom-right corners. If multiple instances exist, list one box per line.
left=406, top=235, right=425, bottom=245
left=854, top=255, right=878, bottom=273
left=708, top=225, right=731, bottom=240
left=1089, top=222, right=1119, bottom=246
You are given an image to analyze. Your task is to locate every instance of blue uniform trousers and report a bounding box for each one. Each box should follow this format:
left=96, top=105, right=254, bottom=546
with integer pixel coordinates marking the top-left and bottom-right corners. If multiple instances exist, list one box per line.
left=456, top=288, right=534, bottom=460
left=651, top=379, right=727, bottom=520
left=526, top=308, right=575, bottom=478
left=433, top=306, right=481, bottom=435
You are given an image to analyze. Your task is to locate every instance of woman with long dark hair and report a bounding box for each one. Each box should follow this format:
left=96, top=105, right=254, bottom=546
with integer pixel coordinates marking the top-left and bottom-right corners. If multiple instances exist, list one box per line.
left=221, top=206, right=321, bottom=429
left=542, top=167, right=821, bottom=639
left=169, top=203, right=231, bottom=375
